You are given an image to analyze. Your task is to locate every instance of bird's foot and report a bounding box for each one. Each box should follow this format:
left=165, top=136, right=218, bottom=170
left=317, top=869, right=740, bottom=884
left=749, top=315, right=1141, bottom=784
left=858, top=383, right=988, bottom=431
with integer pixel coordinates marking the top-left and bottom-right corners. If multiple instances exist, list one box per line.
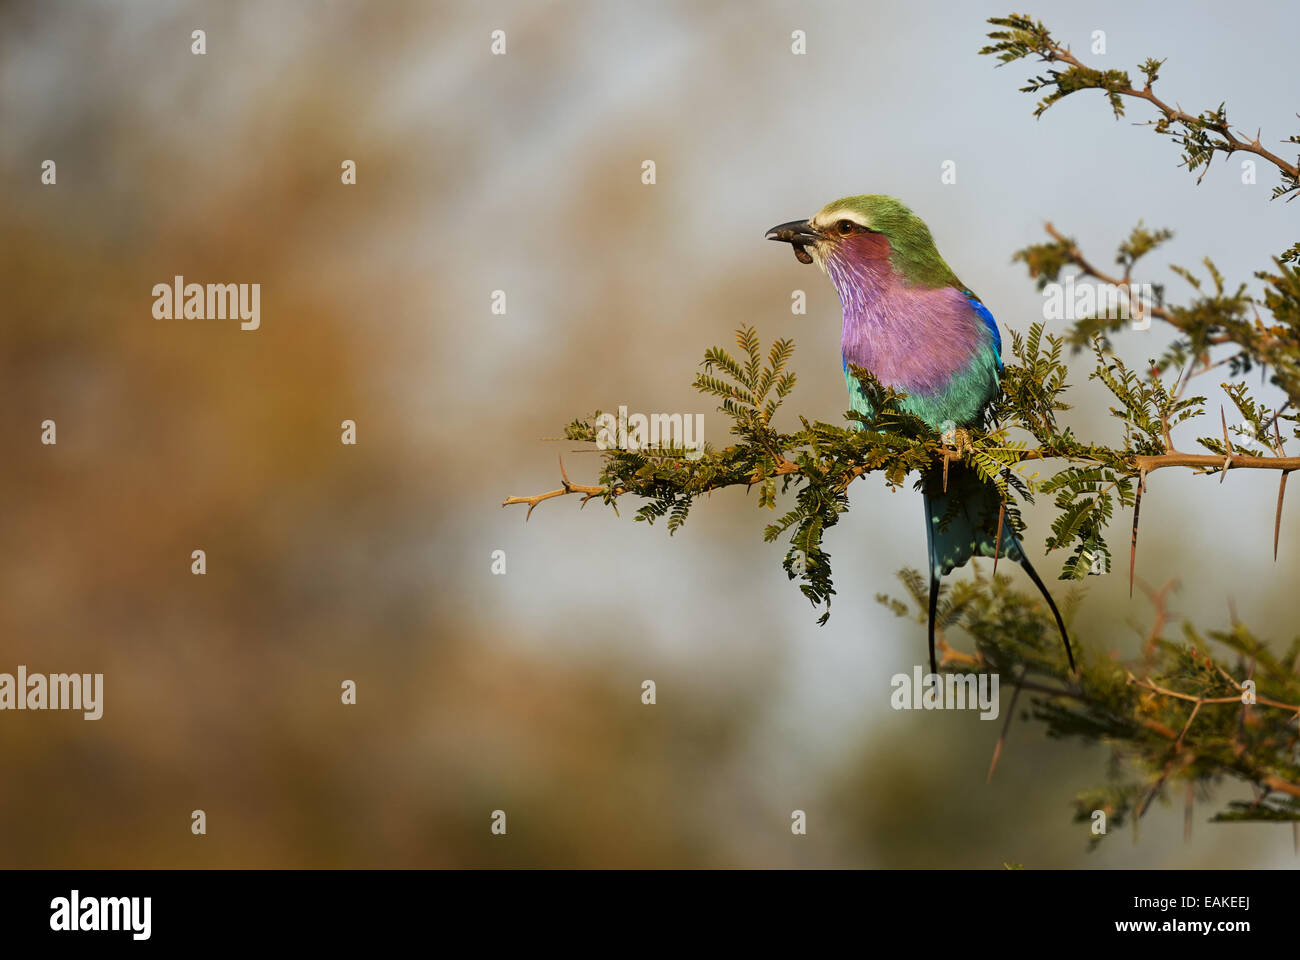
left=938, top=428, right=972, bottom=493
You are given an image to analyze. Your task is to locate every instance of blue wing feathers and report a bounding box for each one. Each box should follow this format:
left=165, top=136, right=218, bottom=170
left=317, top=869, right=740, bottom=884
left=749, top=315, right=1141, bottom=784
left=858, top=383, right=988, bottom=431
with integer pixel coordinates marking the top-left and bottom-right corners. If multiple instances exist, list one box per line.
left=963, top=291, right=1002, bottom=372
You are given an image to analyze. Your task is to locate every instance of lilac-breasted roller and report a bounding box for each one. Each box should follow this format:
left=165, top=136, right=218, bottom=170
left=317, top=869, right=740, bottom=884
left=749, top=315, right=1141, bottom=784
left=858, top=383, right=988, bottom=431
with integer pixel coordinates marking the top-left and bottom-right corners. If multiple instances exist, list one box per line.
left=766, top=195, right=1073, bottom=674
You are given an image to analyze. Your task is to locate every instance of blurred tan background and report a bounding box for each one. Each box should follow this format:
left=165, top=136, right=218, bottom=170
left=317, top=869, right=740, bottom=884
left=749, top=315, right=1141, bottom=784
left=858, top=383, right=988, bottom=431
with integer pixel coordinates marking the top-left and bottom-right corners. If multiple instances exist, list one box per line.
left=0, top=0, right=1296, bottom=867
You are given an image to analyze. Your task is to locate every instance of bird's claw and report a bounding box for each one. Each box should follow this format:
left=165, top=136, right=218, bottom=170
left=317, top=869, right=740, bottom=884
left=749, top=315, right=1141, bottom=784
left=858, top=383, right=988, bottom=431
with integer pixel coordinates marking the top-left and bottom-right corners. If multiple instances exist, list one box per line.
left=939, top=428, right=972, bottom=494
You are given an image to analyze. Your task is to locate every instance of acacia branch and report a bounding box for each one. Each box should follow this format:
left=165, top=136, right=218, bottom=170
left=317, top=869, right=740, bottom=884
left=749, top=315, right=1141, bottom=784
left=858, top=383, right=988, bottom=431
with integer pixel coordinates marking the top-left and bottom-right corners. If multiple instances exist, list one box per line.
left=1038, top=43, right=1299, bottom=187
left=984, top=15, right=1300, bottom=197
left=1133, top=452, right=1300, bottom=474
left=503, top=443, right=1300, bottom=516
left=1043, top=223, right=1175, bottom=323
left=933, top=582, right=1300, bottom=813
left=1040, top=222, right=1276, bottom=354
left=500, top=456, right=624, bottom=520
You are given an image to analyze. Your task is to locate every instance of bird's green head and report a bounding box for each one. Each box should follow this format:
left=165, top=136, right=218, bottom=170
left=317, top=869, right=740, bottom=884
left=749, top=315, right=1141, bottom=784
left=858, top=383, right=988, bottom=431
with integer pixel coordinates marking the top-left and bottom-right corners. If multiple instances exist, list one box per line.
left=766, top=194, right=962, bottom=290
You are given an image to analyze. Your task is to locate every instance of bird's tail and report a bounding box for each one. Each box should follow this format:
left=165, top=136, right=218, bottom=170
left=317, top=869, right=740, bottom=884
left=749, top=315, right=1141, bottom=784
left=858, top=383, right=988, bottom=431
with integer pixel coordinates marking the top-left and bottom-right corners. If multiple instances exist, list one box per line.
left=921, top=463, right=1074, bottom=674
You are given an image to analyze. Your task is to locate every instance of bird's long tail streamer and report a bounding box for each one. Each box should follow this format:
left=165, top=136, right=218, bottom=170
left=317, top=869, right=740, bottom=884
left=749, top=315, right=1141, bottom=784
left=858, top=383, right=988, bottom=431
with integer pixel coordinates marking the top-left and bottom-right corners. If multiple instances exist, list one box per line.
left=921, top=463, right=1074, bottom=674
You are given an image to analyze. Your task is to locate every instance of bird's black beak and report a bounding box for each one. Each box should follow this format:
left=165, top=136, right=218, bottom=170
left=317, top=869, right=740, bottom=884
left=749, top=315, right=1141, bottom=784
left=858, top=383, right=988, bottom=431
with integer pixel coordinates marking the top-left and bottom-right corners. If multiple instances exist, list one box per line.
left=765, top=219, right=820, bottom=264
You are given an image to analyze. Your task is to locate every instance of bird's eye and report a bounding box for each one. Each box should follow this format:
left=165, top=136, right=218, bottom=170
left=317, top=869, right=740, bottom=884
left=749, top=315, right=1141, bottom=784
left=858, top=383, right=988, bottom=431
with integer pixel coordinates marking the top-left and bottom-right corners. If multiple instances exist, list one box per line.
left=836, top=219, right=856, bottom=236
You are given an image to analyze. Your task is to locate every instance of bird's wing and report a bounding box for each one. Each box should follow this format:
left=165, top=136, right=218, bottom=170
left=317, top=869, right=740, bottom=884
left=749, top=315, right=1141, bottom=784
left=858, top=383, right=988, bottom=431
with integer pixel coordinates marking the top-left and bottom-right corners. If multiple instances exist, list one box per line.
left=962, top=291, right=1003, bottom=373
